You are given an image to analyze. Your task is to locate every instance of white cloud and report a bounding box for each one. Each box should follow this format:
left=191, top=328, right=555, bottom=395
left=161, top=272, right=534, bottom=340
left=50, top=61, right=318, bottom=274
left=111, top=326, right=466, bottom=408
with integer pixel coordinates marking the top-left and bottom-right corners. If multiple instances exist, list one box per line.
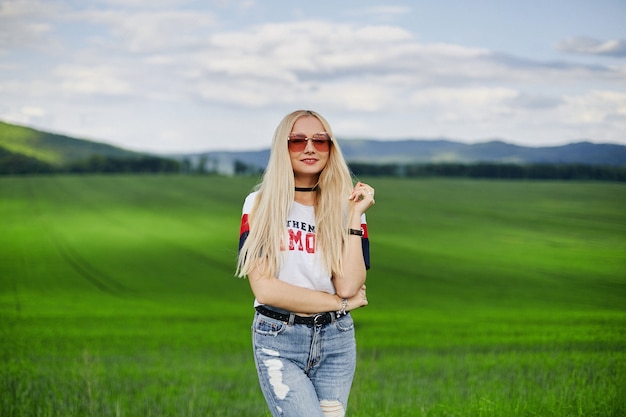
left=95, top=0, right=192, bottom=7
left=174, top=21, right=493, bottom=110
left=0, top=0, right=59, bottom=18
left=560, top=90, right=626, bottom=124
left=410, top=87, right=517, bottom=109
left=557, top=37, right=626, bottom=58
left=306, top=81, right=395, bottom=112
left=0, top=0, right=60, bottom=50
left=54, top=65, right=134, bottom=96
left=0, top=103, right=46, bottom=127
left=20, top=105, right=45, bottom=116
left=206, top=21, right=416, bottom=69
left=70, top=8, right=218, bottom=53
left=237, top=0, right=256, bottom=12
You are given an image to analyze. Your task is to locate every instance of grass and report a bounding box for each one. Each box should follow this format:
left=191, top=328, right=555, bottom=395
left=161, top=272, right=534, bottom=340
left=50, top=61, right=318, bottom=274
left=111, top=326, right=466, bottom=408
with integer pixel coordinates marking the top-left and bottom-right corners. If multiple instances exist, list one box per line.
left=1, top=174, right=625, bottom=416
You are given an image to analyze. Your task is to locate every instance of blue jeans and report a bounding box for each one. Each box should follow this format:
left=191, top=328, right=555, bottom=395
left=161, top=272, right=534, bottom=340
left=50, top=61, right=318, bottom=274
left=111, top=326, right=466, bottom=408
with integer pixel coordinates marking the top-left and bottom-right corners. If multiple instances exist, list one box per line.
left=252, top=308, right=357, bottom=417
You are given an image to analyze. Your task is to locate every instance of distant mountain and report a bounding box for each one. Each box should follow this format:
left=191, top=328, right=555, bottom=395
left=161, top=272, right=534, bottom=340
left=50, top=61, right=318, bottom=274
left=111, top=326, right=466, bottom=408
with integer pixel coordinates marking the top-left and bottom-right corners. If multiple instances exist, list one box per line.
left=0, top=121, right=141, bottom=166
left=191, top=138, right=626, bottom=170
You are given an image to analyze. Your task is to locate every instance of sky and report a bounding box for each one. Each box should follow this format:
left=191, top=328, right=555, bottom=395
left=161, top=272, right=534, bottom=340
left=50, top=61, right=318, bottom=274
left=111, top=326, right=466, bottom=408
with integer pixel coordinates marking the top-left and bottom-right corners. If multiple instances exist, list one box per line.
left=1, top=0, right=625, bottom=153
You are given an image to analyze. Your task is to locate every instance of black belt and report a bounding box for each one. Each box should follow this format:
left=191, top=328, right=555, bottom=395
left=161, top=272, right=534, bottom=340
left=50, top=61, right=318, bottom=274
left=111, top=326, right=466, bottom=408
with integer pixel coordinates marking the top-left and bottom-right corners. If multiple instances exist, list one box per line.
left=256, top=306, right=337, bottom=326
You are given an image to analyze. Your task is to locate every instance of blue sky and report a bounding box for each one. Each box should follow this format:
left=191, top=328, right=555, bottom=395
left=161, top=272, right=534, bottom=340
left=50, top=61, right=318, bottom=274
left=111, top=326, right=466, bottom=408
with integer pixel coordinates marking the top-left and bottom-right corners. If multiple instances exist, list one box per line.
left=1, top=0, right=625, bottom=152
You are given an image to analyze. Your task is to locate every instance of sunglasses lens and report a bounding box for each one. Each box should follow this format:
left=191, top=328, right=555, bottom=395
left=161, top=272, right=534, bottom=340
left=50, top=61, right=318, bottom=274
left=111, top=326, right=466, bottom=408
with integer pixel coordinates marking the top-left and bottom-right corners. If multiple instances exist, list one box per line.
left=288, top=138, right=307, bottom=151
left=311, top=139, right=330, bottom=151
left=312, top=133, right=330, bottom=151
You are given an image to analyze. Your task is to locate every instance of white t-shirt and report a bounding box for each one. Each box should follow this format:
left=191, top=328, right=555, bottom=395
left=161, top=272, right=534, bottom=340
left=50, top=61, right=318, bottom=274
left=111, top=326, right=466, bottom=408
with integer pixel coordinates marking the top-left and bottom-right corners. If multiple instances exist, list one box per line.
left=238, top=191, right=370, bottom=305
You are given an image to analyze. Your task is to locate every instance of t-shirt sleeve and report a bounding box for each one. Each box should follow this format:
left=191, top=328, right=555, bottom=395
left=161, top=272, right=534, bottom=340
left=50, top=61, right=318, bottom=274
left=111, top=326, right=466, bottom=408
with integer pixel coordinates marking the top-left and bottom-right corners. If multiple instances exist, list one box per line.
left=239, top=213, right=249, bottom=253
left=238, top=193, right=257, bottom=253
left=361, top=213, right=371, bottom=270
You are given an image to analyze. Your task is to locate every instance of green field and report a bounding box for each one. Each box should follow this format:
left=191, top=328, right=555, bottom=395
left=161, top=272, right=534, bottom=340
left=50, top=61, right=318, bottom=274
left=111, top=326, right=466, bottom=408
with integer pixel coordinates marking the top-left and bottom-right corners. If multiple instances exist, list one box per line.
left=1, top=175, right=625, bottom=417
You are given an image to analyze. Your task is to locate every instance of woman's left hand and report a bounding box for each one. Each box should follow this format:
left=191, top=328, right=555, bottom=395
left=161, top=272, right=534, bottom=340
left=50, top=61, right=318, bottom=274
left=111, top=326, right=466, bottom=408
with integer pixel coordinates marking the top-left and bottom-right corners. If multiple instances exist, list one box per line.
left=349, top=182, right=375, bottom=214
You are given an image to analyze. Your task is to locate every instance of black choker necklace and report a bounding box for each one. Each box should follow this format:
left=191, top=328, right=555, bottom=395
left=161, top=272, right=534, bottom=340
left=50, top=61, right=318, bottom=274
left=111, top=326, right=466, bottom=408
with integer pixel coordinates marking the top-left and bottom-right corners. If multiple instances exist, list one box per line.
left=295, top=185, right=318, bottom=192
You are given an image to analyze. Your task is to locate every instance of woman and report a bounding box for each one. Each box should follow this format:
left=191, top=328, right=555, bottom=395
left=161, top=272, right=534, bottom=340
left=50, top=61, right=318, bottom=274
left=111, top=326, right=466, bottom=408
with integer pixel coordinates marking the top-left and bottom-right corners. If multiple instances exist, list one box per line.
left=237, top=110, right=375, bottom=416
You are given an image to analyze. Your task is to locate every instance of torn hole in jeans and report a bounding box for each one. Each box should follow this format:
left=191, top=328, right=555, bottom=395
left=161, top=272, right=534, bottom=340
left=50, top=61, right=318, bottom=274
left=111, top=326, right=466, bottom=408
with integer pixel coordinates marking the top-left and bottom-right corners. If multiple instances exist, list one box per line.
left=320, top=399, right=344, bottom=417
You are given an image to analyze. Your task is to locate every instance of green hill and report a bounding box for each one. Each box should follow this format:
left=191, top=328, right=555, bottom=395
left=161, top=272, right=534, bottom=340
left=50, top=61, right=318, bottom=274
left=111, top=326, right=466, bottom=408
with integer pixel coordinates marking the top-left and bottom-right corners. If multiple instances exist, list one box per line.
left=0, top=120, right=140, bottom=166
left=0, top=121, right=181, bottom=174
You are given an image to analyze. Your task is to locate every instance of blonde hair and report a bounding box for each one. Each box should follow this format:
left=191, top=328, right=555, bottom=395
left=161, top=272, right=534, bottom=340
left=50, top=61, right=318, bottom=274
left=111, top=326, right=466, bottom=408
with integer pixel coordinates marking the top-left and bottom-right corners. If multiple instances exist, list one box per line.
left=237, top=110, right=355, bottom=279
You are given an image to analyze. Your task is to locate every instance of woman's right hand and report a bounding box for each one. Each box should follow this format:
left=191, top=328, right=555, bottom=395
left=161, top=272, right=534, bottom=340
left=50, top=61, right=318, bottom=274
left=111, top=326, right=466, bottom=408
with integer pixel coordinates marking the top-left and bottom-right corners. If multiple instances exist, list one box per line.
left=346, top=284, right=368, bottom=311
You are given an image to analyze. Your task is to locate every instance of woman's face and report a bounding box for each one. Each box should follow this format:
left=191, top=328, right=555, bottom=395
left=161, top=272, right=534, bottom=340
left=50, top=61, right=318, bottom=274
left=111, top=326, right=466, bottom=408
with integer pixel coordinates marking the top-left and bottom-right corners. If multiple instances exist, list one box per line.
left=289, top=116, right=330, bottom=182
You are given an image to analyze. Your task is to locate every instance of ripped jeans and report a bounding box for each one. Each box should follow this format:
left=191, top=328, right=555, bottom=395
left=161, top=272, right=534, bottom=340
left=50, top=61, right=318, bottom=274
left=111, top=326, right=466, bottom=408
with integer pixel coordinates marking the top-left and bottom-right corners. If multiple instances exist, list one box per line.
left=252, top=308, right=357, bottom=417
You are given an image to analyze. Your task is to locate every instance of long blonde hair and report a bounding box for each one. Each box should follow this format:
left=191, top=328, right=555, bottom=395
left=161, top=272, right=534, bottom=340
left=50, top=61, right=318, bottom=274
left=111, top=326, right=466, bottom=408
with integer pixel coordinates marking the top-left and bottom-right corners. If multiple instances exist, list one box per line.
left=237, top=110, right=355, bottom=279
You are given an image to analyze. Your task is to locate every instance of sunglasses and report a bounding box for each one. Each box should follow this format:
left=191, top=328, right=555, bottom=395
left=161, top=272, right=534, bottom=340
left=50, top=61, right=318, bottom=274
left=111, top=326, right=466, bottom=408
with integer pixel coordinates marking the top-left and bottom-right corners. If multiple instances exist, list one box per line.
left=287, top=132, right=332, bottom=152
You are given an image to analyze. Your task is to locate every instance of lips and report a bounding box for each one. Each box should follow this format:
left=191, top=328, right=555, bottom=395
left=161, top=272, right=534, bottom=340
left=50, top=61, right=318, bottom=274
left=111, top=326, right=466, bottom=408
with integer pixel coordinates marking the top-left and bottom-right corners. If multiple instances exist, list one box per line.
left=301, top=158, right=319, bottom=164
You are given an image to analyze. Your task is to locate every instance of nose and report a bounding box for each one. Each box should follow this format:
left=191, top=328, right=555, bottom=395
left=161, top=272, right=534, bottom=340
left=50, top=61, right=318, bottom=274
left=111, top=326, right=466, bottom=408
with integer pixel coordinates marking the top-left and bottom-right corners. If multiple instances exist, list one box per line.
left=304, top=138, right=316, bottom=152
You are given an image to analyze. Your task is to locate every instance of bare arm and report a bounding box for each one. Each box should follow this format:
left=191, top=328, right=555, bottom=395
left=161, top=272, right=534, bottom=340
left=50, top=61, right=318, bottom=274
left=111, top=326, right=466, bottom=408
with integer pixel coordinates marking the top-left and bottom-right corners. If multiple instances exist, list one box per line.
left=248, top=264, right=367, bottom=315
left=333, top=182, right=375, bottom=299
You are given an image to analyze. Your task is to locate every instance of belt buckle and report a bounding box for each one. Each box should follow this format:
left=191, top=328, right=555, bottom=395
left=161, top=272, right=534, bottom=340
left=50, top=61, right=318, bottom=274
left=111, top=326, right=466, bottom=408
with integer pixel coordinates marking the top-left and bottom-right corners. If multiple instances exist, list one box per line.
left=313, top=313, right=325, bottom=327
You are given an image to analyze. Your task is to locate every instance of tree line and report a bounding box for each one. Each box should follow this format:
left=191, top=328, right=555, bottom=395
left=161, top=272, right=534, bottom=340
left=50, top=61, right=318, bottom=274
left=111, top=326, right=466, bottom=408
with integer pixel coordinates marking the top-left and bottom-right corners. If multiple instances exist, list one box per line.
left=0, top=149, right=179, bottom=175
left=1, top=148, right=625, bottom=181
left=348, top=162, right=626, bottom=181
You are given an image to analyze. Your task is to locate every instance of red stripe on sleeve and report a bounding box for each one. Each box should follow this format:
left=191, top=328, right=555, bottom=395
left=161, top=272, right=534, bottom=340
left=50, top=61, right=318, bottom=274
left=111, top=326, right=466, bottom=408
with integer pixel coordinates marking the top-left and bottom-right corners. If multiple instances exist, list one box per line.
left=240, top=214, right=249, bottom=236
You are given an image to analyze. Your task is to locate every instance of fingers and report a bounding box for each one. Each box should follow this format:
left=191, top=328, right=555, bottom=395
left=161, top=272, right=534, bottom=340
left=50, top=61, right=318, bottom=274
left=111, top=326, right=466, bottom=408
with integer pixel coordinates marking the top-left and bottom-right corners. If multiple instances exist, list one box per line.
left=348, top=182, right=376, bottom=206
left=360, top=284, right=368, bottom=306
left=347, top=284, right=369, bottom=309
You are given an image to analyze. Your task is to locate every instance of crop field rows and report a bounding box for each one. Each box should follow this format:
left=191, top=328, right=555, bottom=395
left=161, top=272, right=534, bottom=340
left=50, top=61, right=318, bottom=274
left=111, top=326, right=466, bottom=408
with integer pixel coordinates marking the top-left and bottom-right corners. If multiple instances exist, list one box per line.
left=1, top=175, right=625, bottom=416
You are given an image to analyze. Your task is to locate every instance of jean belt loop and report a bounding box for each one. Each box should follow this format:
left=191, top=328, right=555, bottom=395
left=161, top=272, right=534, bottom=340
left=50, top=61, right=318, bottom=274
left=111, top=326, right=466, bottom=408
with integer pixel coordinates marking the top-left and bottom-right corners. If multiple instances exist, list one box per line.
left=288, top=312, right=296, bottom=326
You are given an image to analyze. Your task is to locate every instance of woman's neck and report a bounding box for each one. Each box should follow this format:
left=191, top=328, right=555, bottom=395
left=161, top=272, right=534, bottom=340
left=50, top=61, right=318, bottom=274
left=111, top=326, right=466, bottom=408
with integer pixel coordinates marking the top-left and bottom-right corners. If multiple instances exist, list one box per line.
left=294, top=175, right=319, bottom=205
left=294, top=176, right=318, bottom=190
left=294, top=184, right=318, bottom=206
